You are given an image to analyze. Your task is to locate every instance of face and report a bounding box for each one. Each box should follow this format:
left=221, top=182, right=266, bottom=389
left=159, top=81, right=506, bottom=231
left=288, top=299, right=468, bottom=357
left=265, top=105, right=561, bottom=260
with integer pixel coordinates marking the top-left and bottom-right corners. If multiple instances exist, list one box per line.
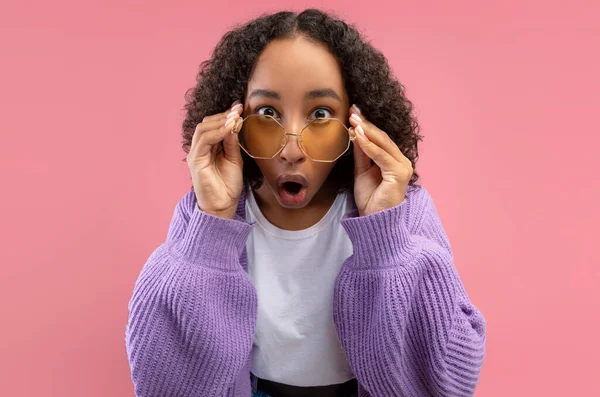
left=242, top=36, right=350, bottom=209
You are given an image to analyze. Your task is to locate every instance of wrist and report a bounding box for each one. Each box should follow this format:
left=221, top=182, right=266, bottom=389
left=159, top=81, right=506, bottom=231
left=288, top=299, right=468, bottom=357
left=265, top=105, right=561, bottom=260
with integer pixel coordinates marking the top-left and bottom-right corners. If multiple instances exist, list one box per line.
left=168, top=203, right=252, bottom=270
left=341, top=202, right=420, bottom=268
left=200, top=204, right=237, bottom=220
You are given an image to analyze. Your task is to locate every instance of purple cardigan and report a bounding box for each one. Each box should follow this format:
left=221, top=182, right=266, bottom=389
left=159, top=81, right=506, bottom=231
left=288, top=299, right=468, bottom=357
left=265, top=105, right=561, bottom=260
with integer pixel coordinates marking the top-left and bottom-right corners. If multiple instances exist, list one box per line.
left=125, top=185, right=486, bottom=396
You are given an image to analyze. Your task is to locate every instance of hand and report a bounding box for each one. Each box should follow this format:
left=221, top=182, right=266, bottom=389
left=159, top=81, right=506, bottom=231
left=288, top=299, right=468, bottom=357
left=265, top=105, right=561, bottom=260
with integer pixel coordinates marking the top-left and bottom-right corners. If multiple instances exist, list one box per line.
left=187, top=100, right=244, bottom=219
left=348, top=104, right=413, bottom=217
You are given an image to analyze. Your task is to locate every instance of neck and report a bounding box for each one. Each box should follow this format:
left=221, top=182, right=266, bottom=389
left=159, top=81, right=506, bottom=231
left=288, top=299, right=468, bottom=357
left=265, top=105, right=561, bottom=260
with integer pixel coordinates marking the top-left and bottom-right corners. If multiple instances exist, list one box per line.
left=252, top=179, right=340, bottom=231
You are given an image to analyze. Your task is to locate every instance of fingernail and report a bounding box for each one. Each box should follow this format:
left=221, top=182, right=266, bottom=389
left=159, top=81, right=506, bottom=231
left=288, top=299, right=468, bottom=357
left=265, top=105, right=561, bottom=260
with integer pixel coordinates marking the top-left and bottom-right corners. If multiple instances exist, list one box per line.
left=231, top=103, right=243, bottom=111
left=351, top=113, right=363, bottom=124
left=356, top=125, right=365, bottom=136
left=225, top=117, right=236, bottom=128
left=352, top=104, right=361, bottom=114
left=231, top=100, right=241, bottom=107
left=234, top=118, right=243, bottom=131
left=227, top=110, right=238, bottom=119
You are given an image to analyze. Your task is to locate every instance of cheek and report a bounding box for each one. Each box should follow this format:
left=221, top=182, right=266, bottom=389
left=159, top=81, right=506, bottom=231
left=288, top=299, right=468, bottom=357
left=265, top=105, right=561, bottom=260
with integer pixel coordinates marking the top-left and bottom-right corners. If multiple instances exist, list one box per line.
left=254, top=160, right=276, bottom=180
left=312, top=162, right=337, bottom=183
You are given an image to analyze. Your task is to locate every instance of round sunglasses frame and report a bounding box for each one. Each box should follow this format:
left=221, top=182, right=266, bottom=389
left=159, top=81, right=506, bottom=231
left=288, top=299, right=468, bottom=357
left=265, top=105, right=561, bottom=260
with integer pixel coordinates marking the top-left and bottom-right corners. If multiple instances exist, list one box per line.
left=230, top=114, right=356, bottom=163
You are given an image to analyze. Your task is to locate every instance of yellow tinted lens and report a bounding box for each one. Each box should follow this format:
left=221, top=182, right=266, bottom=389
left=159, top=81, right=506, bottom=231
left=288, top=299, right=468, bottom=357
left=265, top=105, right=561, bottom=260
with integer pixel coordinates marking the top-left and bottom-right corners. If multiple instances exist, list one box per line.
left=239, top=115, right=285, bottom=158
left=302, top=118, right=350, bottom=161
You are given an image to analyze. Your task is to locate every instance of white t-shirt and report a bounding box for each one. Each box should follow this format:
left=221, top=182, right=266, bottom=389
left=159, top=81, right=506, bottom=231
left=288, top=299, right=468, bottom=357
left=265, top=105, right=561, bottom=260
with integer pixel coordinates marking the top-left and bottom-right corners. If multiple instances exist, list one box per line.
left=245, top=188, right=356, bottom=386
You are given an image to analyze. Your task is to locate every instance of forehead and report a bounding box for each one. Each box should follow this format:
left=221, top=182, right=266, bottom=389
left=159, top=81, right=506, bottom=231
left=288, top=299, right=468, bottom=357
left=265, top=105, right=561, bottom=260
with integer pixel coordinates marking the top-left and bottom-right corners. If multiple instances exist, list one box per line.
left=247, top=37, right=345, bottom=98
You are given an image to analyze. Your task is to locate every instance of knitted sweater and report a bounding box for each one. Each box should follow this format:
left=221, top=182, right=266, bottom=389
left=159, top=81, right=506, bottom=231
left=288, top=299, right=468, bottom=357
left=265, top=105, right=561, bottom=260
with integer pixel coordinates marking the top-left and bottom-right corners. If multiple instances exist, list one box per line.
left=125, top=185, right=486, bottom=396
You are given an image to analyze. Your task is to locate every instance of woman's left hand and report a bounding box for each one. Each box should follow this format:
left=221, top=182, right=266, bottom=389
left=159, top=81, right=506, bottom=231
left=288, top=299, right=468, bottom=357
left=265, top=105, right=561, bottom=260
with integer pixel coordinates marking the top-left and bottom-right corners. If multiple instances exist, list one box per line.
left=349, top=105, right=413, bottom=217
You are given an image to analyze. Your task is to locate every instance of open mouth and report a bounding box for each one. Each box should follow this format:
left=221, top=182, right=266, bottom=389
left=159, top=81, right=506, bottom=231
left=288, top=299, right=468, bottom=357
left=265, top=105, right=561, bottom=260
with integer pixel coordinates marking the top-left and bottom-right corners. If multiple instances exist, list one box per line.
left=282, top=181, right=303, bottom=194
left=276, top=175, right=308, bottom=205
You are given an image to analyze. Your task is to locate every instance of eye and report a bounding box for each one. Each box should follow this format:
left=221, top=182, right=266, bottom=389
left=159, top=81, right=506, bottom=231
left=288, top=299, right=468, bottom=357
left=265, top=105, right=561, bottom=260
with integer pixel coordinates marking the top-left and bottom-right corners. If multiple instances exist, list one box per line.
left=310, top=107, right=332, bottom=119
left=256, top=106, right=280, bottom=119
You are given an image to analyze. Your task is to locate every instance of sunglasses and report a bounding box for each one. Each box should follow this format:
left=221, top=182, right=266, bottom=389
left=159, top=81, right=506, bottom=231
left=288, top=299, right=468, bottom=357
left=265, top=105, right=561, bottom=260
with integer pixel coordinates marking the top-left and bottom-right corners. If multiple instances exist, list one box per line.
left=231, top=114, right=356, bottom=162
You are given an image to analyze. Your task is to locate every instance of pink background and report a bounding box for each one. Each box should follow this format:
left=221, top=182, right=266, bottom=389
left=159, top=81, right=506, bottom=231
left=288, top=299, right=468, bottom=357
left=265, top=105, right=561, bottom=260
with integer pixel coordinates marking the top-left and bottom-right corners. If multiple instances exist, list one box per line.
left=1, top=1, right=598, bottom=396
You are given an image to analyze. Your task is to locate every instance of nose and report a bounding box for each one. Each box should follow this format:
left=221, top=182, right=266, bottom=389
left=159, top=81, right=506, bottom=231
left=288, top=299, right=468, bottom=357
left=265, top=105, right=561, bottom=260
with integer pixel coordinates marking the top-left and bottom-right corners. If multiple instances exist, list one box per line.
left=278, top=121, right=306, bottom=163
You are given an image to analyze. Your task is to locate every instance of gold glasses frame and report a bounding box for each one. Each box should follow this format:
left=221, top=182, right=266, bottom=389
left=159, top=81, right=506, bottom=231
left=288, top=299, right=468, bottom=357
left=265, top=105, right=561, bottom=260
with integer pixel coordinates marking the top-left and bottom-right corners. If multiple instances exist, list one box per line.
left=230, top=114, right=356, bottom=163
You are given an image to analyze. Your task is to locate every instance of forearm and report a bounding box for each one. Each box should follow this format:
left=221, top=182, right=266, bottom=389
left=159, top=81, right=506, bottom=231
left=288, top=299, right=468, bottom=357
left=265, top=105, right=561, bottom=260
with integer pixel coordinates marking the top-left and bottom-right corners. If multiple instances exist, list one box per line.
left=126, top=243, right=257, bottom=396
left=126, top=192, right=257, bottom=396
left=335, top=192, right=486, bottom=396
left=334, top=242, right=485, bottom=396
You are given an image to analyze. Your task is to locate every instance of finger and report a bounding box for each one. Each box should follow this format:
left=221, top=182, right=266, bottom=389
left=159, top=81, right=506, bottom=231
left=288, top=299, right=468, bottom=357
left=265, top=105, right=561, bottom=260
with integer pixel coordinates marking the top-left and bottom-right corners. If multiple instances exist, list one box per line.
left=222, top=124, right=243, bottom=167
left=191, top=118, right=229, bottom=150
left=353, top=125, right=399, bottom=171
left=202, top=113, right=227, bottom=123
left=194, top=118, right=237, bottom=160
left=349, top=113, right=407, bottom=164
left=189, top=103, right=243, bottom=164
left=202, top=102, right=243, bottom=123
left=191, top=103, right=243, bottom=152
left=350, top=127, right=372, bottom=176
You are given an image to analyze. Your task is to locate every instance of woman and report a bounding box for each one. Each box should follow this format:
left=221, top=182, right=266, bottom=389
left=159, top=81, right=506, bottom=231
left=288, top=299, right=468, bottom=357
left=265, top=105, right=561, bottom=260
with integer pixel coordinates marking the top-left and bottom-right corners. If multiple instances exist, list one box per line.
left=125, top=8, right=486, bottom=397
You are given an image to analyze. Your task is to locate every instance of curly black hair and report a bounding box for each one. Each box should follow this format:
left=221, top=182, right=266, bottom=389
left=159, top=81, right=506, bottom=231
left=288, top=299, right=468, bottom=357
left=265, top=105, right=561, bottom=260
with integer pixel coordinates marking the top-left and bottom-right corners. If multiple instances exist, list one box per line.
left=181, top=8, right=424, bottom=195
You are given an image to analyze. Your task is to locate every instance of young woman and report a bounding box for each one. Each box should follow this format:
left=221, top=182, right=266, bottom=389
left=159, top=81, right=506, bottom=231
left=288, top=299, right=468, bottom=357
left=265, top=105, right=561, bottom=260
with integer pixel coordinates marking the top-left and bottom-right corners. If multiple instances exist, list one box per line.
left=125, top=9, right=486, bottom=397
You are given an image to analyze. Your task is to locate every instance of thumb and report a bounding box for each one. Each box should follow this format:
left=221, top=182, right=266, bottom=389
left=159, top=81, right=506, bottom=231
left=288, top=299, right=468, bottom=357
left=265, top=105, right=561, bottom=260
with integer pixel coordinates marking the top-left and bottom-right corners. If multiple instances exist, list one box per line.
left=222, top=124, right=243, bottom=167
left=351, top=127, right=371, bottom=177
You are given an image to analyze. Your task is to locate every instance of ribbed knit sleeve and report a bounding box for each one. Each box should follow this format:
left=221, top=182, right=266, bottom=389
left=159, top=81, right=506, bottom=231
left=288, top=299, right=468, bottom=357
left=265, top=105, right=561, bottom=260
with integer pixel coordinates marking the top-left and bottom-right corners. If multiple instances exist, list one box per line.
left=125, top=190, right=258, bottom=397
left=334, top=187, right=486, bottom=397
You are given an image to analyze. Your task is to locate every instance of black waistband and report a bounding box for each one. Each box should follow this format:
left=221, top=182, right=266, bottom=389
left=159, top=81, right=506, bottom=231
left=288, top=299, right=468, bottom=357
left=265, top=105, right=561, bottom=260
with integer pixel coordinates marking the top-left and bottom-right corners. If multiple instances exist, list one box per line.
left=253, top=374, right=358, bottom=397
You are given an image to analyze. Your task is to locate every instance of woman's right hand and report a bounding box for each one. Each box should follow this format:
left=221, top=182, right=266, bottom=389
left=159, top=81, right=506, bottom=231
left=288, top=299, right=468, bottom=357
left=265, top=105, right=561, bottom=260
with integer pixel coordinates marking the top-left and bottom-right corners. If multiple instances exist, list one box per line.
left=187, top=100, right=244, bottom=219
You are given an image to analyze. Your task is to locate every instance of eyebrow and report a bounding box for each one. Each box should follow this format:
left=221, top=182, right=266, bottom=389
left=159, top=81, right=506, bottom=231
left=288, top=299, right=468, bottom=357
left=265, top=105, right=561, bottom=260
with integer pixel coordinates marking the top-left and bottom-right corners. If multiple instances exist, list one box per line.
left=248, top=88, right=342, bottom=102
